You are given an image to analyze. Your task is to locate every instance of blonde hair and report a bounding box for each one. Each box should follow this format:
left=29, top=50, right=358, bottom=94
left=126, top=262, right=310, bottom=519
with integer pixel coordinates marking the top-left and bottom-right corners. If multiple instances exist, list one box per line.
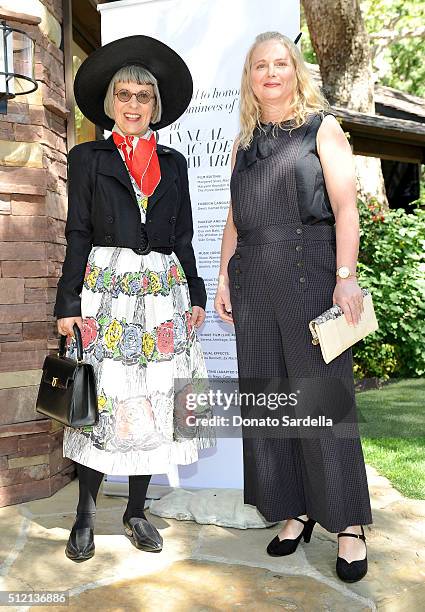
left=239, top=31, right=330, bottom=149
left=104, top=65, right=162, bottom=125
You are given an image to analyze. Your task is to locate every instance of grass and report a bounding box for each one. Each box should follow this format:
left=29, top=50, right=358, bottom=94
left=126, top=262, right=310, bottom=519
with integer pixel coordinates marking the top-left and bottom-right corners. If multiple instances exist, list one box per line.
left=356, top=378, right=425, bottom=499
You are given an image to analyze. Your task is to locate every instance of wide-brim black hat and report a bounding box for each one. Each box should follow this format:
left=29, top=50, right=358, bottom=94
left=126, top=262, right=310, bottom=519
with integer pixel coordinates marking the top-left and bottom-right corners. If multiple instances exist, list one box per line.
left=73, top=35, right=193, bottom=131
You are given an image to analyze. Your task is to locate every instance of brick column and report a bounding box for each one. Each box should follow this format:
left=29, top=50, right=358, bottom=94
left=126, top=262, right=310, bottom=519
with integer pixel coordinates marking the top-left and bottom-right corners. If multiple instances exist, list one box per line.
left=0, top=1, right=76, bottom=506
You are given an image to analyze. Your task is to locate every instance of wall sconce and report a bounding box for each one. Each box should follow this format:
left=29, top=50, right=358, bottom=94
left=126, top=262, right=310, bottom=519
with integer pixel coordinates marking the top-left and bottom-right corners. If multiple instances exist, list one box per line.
left=0, top=19, right=37, bottom=114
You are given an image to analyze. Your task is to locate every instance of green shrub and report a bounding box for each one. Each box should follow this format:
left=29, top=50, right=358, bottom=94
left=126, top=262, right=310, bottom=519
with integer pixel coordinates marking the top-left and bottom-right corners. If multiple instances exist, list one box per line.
left=353, top=197, right=425, bottom=379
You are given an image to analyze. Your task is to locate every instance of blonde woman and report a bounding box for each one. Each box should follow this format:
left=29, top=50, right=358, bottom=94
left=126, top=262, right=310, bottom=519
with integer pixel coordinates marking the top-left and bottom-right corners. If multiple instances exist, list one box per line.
left=215, top=32, right=372, bottom=582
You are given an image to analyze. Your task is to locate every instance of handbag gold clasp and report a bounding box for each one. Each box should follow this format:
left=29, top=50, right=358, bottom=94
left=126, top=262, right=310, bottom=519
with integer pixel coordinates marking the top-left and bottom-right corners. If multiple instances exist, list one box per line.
left=310, top=324, right=320, bottom=345
left=52, top=377, right=58, bottom=387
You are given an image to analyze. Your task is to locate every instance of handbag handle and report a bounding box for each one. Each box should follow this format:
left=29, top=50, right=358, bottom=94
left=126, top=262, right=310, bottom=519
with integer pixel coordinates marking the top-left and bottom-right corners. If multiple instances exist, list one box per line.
left=58, top=323, right=84, bottom=362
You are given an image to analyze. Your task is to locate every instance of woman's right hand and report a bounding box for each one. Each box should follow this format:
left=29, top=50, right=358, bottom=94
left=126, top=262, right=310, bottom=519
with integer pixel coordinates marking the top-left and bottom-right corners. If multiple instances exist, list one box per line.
left=215, top=141, right=239, bottom=326
left=214, top=277, right=233, bottom=324
left=57, top=316, right=83, bottom=337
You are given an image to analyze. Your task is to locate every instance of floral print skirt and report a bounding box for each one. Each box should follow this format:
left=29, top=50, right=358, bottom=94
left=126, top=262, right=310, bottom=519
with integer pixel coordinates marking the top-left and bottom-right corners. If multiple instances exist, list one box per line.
left=63, top=245, right=215, bottom=475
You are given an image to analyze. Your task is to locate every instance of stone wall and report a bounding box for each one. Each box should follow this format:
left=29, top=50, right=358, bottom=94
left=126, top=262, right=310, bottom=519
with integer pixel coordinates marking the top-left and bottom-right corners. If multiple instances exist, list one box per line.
left=0, top=0, right=76, bottom=506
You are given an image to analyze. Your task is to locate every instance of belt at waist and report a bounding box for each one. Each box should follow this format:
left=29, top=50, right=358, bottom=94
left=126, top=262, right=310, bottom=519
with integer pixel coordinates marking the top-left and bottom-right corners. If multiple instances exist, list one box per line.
left=237, top=223, right=335, bottom=246
left=132, top=246, right=173, bottom=255
left=92, top=242, right=173, bottom=255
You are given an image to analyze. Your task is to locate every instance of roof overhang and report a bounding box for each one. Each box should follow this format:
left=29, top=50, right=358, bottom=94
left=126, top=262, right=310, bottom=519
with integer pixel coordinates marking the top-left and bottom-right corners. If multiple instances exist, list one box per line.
left=332, top=106, right=425, bottom=163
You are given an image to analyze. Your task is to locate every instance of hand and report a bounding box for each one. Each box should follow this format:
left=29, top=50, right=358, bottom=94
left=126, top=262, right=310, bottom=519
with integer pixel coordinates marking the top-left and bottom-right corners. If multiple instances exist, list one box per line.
left=191, top=306, right=206, bottom=329
left=333, top=279, right=364, bottom=326
left=57, top=316, right=83, bottom=337
left=214, top=278, right=233, bottom=324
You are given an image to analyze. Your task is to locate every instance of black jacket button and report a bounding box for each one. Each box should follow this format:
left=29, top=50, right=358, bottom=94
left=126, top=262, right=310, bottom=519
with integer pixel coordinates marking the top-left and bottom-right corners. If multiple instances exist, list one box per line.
left=148, top=219, right=153, bottom=224
left=105, top=234, right=113, bottom=243
left=106, top=215, right=114, bottom=223
left=169, top=216, right=176, bottom=224
left=169, top=235, right=176, bottom=244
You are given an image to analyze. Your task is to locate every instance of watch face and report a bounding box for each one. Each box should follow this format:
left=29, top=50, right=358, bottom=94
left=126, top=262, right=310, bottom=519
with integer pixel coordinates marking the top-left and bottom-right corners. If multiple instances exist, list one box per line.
left=338, top=266, right=350, bottom=278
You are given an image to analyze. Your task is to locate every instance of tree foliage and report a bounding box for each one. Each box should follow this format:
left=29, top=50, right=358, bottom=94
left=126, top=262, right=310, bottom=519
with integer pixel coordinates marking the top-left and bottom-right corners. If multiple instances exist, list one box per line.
left=362, top=0, right=425, bottom=97
left=353, top=198, right=425, bottom=379
left=301, top=0, right=425, bottom=98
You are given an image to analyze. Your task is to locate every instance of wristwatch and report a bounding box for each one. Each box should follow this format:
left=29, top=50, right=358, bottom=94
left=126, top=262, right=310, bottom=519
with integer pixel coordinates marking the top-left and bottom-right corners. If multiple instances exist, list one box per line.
left=336, top=266, right=356, bottom=279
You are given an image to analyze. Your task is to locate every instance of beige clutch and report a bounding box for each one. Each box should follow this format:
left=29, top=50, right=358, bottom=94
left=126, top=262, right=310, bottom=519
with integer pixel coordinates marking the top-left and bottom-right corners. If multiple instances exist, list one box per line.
left=309, top=288, right=379, bottom=364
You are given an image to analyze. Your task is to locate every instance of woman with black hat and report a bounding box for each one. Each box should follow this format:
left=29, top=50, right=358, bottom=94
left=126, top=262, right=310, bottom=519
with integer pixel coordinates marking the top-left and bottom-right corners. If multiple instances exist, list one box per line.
left=53, top=35, right=215, bottom=562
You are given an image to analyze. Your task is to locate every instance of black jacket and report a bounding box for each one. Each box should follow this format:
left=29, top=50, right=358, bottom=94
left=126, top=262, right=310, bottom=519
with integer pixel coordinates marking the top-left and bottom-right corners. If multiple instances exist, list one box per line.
left=53, top=135, right=207, bottom=318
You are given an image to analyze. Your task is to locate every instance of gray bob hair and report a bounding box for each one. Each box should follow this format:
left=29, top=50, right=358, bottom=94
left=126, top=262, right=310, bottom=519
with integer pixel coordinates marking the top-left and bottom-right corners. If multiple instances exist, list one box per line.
left=104, top=65, right=162, bottom=124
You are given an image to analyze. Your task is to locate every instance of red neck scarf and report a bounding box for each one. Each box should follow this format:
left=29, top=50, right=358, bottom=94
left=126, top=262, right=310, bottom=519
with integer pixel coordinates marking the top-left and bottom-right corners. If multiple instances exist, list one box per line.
left=112, top=128, right=161, bottom=196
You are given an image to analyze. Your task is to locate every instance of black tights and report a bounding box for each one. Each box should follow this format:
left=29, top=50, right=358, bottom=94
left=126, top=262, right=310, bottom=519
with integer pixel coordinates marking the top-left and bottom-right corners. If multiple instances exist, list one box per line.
left=74, top=462, right=152, bottom=529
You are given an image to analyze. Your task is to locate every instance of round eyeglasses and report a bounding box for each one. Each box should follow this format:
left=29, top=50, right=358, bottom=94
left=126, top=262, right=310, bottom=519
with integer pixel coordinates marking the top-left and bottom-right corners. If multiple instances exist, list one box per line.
left=114, top=89, right=155, bottom=104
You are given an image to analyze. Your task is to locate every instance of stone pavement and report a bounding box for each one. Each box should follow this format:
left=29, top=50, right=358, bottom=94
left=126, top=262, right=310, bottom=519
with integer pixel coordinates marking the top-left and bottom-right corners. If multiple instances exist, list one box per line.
left=0, top=465, right=424, bottom=611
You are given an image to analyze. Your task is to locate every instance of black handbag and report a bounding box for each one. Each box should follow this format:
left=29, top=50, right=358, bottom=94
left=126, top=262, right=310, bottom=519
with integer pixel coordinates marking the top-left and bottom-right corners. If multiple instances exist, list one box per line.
left=36, top=324, right=98, bottom=427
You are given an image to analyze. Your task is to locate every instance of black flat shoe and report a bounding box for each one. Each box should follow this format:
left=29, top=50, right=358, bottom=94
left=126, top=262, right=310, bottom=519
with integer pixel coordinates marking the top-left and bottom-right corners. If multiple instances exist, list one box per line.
left=267, top=516, right=316, bottom=557
left=336, top=525, right=368, bottom=582
left=65, top=524, right=95, bottom=562
left=123, top=515, right=163, bottom=552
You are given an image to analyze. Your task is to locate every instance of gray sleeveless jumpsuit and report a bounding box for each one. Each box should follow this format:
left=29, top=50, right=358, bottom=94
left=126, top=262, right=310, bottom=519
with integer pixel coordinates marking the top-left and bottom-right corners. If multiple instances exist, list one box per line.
left=228, top=112, right=372, bottom=532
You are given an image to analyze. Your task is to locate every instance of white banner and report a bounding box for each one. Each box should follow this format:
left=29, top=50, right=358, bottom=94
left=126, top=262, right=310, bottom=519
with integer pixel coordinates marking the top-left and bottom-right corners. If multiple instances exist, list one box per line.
left=99, top=0, right=300, bottom=489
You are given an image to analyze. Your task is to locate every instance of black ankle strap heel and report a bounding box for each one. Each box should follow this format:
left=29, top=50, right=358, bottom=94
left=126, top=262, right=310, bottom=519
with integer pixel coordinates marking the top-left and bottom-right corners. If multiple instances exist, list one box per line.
left=336, top=525, right=368, bottom=582
left=266, top=517, right=316, bottom=557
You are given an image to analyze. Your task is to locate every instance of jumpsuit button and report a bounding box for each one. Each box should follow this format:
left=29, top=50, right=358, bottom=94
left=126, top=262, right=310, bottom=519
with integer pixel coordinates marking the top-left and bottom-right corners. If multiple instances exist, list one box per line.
left=235, top=268, right=241, bottom=274
left=299, top=277, right=306, bottom=283
left=296, top=228, right=302, bottom=234
left=297, top=261, right=303, bottom=267
left=235, top=253, right=241, bottom=259
left=235, top=284, right=240, bottom=289
left=296, top=245, right=302, bottom=252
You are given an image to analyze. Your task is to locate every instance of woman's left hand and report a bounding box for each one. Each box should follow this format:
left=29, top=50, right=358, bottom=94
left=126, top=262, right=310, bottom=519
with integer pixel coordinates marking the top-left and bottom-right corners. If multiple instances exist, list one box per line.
left=333, top=279, right=364, bottom=326
left=191, top=306, right=206, bottom=328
